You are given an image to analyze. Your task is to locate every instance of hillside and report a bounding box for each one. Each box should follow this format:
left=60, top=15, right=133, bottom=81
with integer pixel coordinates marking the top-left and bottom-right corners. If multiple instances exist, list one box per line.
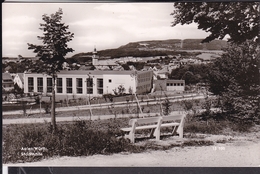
left=70, top=39, right=227, bottom=61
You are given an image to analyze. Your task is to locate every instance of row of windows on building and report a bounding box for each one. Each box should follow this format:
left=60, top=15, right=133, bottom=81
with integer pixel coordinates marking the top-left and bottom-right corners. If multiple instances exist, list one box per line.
left=139, top=73, right=151, bottom=78
left=136, top=84, right=151, bottom=91
left=138, top=77, right=151, bottom=83
left=28, top=77, right=104, bottom=94
left=166, top=83, right=184, bottom=86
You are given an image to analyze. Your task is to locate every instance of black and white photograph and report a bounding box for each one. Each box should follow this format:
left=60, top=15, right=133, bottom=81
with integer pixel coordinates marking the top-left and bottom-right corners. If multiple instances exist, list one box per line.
left=2, top=2, right=260, bottom=168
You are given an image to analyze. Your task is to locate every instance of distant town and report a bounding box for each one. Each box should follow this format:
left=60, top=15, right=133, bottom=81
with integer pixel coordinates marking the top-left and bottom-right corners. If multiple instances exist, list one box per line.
left=2, top=38, right=226, bottom=104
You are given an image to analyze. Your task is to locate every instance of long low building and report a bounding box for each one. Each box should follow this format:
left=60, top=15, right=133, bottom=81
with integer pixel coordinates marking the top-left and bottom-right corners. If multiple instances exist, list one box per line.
left=23, top=70, right=153, bottom=101
left=155, top=79, right=185, bottom=92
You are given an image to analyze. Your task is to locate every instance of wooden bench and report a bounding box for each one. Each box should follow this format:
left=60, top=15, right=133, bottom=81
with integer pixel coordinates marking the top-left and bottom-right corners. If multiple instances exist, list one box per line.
left=121, top=114, right=186, bottom=143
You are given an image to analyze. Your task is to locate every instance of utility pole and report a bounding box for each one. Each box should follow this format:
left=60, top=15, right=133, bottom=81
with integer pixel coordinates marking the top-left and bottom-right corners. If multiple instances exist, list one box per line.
left=86, top=73, right=94, bottom=120
left=131, top=71, right=143, bottom=117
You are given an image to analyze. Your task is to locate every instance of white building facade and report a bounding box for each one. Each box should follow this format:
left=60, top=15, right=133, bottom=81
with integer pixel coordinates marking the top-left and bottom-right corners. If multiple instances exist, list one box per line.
left=23, top=70, right=153, bottom=101
left=166, top=79, right=185, bottom=91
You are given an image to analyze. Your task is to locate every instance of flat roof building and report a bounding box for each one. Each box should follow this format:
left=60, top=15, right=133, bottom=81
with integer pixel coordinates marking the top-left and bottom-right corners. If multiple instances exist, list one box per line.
left=23, top=70, right=153, bottom=101
left=155, top=79, right=185, bottom=93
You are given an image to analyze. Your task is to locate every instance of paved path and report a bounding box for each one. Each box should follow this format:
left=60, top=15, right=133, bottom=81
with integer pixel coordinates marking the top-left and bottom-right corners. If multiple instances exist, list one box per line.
left=6, top=139, right=260, bottom=167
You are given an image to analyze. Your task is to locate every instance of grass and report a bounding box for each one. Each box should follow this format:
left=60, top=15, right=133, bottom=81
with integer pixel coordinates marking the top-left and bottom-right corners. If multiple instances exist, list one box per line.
left=3, top=97, right=257, bottom=164
left=3, top=118, right=131, bottom=163
left=3, top=109, right=258, bottom=164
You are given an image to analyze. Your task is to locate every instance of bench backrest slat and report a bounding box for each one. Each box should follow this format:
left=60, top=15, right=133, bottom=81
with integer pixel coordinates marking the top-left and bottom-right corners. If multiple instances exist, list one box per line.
left=129, top=119, right=137, bottom=126
left=128, top=114, right=185, bottom=127
left=161, top=114, right=184, bottom=122
left=136, top=117, right=161, bottom=125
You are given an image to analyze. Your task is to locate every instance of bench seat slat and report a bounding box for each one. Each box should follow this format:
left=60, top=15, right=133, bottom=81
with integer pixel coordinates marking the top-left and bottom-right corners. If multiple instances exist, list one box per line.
left=135, top=125, right=157, bottom=130
left=121, top=125, right=158, bottom=132
left=121, top=128, right=131, bottom=132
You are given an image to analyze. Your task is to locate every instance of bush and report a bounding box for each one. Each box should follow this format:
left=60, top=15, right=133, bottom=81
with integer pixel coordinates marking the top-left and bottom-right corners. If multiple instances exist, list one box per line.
left=162, top=97, right=171, bottom=116
left=184, top=119, right=224, bottom=135
left=3, top=119, right=134, bottom=163
left=185, top=112, right=255, bottom=134
left=181, top=100, right=194, bottom=112
left=44, top=103, right=51, bottom=114
left=208, top=41, right=260, bottom=124
left=183, top=140, right=214, bottom=146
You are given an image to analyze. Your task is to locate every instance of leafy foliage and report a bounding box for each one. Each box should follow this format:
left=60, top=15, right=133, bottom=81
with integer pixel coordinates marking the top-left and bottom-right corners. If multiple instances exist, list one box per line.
left=169, top=64, right=211, bottom=85
left=162, top=97, right=171, bottom=116
left=171, top=2, right=259, bottom=43
left=172, top=2, right=260, bottom=124
left=27, top=8, right=74, bottom=75
left=2, top=119, right=135, bottom=163
left=208, top=41, right=260, bottom=123
left=112, top=85, right=126, bottom=96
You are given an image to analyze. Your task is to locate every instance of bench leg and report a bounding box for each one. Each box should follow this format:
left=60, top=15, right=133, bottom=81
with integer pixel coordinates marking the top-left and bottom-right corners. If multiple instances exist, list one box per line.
left=171, top=126, right=178, bottom=136
left=149, top=128, right=161, bottom=141
left=177, top=127, right=183, bottom=138
left=150, top=129, right=155, bottom=138
left=153, top=128, right=160, bottom=141
left=124, top=132, right=135, bottom=143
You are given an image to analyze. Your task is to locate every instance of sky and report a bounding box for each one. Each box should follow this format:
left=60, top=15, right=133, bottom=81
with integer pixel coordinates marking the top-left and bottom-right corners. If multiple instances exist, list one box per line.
left=2, top=3, right=210, bottom=58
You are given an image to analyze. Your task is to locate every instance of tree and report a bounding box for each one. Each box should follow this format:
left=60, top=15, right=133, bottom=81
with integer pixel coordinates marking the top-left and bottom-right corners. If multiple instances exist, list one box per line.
left=171, top=2, right=259, bottom=43
left=171, top=2, right=260, bottom=124
left=208, top=41, right=260, bottom=123
left=169, top=64, right=211, bottom=85
left=121, top=64, right=130, bottom=70
left=28, top=9, right=74, bottom=131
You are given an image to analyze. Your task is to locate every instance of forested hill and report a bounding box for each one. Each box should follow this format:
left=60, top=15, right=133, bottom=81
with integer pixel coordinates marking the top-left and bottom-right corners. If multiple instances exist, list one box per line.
left=70, top=39, right=227, bottom=60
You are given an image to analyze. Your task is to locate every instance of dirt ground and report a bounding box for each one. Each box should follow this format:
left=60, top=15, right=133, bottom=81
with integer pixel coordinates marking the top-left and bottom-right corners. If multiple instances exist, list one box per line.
left=6, top=126, right=260, bottom=167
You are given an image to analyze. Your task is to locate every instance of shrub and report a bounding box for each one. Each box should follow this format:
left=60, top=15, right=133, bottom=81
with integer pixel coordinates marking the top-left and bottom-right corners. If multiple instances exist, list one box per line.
left=162, top=97, right=171, bottom=116
left=3, top=119, right=134, bottom=163
left=183, top=140, right=214, bottom=146
left=44, top=103, right=51, bottom=114
left=181, top=100, right=194, bottom=113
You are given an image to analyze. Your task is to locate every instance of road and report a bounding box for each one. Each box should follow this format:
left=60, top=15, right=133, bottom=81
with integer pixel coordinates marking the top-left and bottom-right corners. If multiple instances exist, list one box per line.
left=3, top=93, right=205, bottom=115
left=3, top=93, right=206, bottom=125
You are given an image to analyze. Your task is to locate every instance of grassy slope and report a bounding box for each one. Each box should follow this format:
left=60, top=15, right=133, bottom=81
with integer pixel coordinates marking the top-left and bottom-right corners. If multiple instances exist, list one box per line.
left=70, top=39, right=227, bottom=60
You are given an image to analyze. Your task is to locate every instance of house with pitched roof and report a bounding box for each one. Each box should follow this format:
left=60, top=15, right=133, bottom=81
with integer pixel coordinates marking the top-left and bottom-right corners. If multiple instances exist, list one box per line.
left=2, top=72, right=14, bottom=91
left=13, top=73, right=24, bottom=89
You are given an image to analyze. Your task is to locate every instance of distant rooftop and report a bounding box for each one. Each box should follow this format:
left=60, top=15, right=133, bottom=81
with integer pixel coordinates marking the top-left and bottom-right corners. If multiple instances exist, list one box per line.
left=2, top=72, right=13, bottom=80
left=17, top=73, right=24, bottom=82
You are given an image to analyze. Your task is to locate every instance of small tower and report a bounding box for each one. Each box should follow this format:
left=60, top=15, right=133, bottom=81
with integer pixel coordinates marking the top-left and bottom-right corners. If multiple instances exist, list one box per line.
left=92, top=46, right=99, bottom=66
